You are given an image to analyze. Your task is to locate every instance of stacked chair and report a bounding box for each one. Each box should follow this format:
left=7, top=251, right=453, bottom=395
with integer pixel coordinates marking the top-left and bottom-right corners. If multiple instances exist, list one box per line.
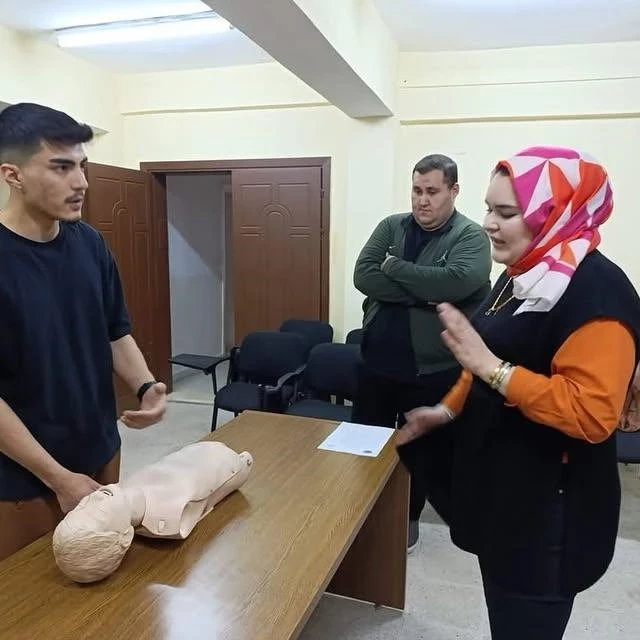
left=170, top=330, right=308, bottom=430
left=617, top=430, right=640, bottom=465
left=169, top=320, right=365, bottom=429
left=345, top=328, right=363, bottom=345
left=279, top=318, right=334, bottom=354
left=284, top=342, right=361, bottom=422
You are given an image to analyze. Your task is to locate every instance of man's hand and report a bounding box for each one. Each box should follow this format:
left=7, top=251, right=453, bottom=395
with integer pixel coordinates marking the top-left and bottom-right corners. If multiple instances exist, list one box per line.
left=121, top=382, right=167, bottom=429
left=396, top=405, right=452, bottom=445
left=52, top=471, right=102, bottom=514
left=381, top=253, right=395, bottom=270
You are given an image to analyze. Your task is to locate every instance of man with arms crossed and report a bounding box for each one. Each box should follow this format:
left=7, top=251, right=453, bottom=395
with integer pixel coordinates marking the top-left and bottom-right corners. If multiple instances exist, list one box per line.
left=0, top=103, right=166, bottom=560
left=353, top=154, right=491, bottom=551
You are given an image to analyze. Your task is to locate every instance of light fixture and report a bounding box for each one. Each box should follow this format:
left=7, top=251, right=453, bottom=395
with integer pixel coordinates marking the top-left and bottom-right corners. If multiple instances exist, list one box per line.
left=55, top=12, right=232, bottom=48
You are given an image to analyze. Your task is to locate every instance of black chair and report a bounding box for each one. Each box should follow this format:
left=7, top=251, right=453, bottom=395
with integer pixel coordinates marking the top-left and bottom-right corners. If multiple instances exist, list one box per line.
left=285, top=343, right=361, bottom=422
left=345, top=328, right=363, bottom=345
left=617, top=430, right=640, bottom=464
left=279, top=319, right=334, bottom=353
left=168, top=352, right=228, bottom=405
left=171, top=331, right=308, bottom=431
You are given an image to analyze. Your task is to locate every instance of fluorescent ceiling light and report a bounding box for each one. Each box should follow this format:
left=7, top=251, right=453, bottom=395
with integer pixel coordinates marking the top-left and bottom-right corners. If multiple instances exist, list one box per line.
left=55, top=13, right=231, bottom=48
left=64, top=2, right=215, bottom=25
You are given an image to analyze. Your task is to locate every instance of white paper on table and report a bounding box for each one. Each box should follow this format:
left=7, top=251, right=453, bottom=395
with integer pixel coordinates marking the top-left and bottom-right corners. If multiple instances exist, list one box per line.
left=318, top=422, right=395, bottom=457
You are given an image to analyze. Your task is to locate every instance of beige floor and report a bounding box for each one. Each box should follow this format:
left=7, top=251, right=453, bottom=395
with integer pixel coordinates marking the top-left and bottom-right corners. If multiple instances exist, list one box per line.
left=117, top=372, right=640, bottom=639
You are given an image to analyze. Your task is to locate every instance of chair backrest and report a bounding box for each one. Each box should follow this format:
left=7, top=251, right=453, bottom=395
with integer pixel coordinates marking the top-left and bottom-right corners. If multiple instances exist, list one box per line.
left=345, top=328, right=363, bottom=345
left=304, top=343, right=361, bottom=400
left=236, top=331, right=308, bottom=385
left=616, top=430, right=640, bottom=464
left=279, top=319, right=334, bottom=352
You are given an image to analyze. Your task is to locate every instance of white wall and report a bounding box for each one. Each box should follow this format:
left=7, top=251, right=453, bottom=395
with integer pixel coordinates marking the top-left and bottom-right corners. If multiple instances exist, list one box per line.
left=397, top=118, right=640, bottom=284
left=342, top=115, right=399, bottom=332
left=120, top=42, right=640, bottom=337
left=294, top=0, right=399, bottom=111
left=7, top=30, right=629, bottom=339
left=0, top=24, right=123, bottom=165
left=395, top=42, right=640, bottom=286
left=166, top=173, right=231, bottom=379
left=0, top=26, right=123, bottom=207
left=121, top=100, right=350, bottom=336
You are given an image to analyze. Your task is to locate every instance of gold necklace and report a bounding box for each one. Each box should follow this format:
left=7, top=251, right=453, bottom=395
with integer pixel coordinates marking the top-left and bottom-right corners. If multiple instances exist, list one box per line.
left=485, top=277, right=515, bottom=316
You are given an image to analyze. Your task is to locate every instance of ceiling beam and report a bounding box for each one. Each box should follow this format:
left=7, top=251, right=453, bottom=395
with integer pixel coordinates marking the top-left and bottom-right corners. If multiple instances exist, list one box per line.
left=204, top=0, right=394, bottom=118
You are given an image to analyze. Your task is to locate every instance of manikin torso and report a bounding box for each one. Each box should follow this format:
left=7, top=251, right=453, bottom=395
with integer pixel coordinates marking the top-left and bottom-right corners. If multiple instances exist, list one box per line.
left=52, top=441, right=253, bottom=583
left=121, top=441, right=253, bottom=538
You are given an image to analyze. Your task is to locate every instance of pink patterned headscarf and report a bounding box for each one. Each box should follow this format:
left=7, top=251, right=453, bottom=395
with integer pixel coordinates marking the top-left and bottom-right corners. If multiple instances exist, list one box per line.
left=496, top=146, right=613, bottom=314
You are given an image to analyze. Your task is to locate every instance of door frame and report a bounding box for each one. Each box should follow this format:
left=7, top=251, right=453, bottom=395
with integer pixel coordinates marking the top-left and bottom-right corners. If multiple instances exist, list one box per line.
left=140, top=157, right=331, bottom=324
left=221, top=184, right=233, bottom=353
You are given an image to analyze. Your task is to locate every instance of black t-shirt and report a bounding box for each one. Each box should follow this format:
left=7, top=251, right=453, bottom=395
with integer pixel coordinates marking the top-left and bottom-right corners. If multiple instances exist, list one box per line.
left=0, top=220, right=131, bottom=500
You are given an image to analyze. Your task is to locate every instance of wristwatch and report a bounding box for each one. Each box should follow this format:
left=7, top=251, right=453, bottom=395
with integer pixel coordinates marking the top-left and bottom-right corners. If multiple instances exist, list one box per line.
left=136, top=380, right=157, bottom=402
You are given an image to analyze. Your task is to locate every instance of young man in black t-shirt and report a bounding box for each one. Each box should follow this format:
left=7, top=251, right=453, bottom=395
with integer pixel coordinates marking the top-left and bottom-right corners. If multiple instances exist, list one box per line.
left=0, top=102, right=167, bottom=560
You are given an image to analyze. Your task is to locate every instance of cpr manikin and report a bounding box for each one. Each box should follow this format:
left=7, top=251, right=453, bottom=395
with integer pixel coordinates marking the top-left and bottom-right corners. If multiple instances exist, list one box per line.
left=52, top=441, right=253, bottom=583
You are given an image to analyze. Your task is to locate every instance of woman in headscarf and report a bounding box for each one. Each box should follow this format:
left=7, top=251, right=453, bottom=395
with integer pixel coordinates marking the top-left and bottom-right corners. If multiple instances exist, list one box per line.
left=397, top=146, right=640, bottom=639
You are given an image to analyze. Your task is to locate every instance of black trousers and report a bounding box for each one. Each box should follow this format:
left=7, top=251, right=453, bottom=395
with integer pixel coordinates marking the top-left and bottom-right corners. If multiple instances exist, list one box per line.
left=480, top=453, right=575, bottom=639
left=353, top=365, right=576, bottom=638
left=351, top=363, right=461, bottom=521
left=481, top=567, right=574, bottom=639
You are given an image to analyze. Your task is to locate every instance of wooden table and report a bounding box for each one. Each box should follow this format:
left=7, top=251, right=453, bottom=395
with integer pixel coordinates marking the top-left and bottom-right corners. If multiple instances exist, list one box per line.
left=0, top=412, right=409, bottom=640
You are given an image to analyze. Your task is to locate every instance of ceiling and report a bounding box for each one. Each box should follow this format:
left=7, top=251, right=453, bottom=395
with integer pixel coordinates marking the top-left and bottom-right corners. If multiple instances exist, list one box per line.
left=0, top=0, right=638, bottom=73
left=0, top=0, right=272, bottom=73
left=374, top=0, right=640, bottom=52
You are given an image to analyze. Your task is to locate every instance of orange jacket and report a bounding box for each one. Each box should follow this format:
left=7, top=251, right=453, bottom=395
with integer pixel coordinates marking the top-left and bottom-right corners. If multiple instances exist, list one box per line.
left=442, top=319, right=635, bottom=443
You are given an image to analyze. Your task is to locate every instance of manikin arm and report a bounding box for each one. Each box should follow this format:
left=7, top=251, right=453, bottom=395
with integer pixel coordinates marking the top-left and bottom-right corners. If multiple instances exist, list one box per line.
left=123, top=442, right=253, bottom=539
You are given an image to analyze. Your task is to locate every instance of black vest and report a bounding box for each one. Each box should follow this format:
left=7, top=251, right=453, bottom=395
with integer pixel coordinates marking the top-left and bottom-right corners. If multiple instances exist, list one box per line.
left=450, top=251, right=640, bottom=595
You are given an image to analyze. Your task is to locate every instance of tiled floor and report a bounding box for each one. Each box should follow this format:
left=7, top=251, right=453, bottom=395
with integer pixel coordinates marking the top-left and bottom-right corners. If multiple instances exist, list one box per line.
left=117, top=373, right=640, bottom=639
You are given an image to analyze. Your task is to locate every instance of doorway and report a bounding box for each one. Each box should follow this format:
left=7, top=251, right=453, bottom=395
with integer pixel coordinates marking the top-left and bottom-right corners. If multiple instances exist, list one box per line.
left=84, top=157, right=330, bottom=405
left=142, top=158, right=331, bottom=347
left=166, top=172, right=233, bottom=386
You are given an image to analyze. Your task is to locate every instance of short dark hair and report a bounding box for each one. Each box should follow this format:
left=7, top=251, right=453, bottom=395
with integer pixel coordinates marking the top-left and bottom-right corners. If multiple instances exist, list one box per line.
left=412, top=154, right=458, bottom=188
left=0, top=103, right=94, bottom=164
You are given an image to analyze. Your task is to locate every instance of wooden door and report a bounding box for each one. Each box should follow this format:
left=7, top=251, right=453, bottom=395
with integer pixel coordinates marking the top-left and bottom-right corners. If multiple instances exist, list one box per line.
left=232, top=166, right=323, bottom=342
left=223, top=188, right=235, bottom=352
left=84, top=163, right=171, bottom=411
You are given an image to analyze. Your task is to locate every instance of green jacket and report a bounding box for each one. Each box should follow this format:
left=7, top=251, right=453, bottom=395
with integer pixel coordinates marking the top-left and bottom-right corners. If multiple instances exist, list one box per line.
left=353, top=211, right=492, bottom=375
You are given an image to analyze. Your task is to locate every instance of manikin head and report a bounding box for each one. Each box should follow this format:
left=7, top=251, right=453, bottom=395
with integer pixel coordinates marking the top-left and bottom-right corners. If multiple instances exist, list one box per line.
left=0, top=103, right=93, bottom=224
left=52, top=485, right=137, bottom=584
left=52, top=442, right=254, bottom=584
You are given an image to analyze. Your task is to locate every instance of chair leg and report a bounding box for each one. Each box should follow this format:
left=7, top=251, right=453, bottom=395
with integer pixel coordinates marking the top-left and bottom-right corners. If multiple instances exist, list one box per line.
left=211, top=402, right=219, bottom=432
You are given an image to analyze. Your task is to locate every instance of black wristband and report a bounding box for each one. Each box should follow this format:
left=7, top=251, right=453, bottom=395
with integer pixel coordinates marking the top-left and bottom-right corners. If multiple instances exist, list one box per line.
left=136, top=380, right=157, bottom=402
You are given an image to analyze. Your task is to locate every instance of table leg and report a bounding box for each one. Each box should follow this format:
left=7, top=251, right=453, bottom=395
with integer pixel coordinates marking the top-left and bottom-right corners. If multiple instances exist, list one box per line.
left=326, top=462, right=409, bottom=610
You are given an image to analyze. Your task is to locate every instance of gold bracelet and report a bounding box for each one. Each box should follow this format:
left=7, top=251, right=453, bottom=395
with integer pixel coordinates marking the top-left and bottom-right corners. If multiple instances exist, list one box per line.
left=439, top=404, right=456, bottom=422
left=494, top=363, right=510, bottom=389
left=492, top=362, right=513, bottom=390
left=488, top=362, right=505, bottom=388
